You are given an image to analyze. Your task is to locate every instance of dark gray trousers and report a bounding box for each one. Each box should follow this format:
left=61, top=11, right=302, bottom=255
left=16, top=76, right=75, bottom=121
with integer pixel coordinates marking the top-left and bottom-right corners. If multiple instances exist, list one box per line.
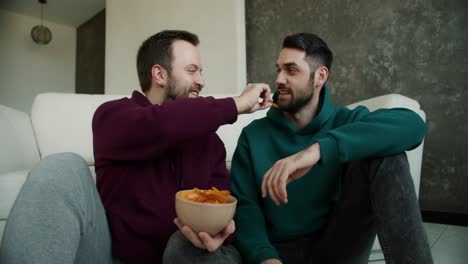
left=273, top=153, right=433, bottom=264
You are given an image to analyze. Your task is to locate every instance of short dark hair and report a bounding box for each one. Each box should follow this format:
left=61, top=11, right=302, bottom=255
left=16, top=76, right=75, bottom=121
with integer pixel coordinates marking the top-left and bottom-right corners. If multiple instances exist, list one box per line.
left=136, top=30, right=199, bottom=92
left=282, top=33, right=333, bottom=73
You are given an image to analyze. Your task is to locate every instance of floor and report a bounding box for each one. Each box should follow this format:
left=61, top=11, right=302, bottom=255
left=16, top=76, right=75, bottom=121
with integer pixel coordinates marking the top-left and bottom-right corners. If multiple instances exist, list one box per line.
left=369, top=223, right=468, bottom=264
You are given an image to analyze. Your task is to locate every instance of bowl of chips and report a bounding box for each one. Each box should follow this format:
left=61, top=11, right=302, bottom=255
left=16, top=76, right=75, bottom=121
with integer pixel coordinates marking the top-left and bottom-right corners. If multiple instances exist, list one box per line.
left=175, top=187, right=237, bottom=236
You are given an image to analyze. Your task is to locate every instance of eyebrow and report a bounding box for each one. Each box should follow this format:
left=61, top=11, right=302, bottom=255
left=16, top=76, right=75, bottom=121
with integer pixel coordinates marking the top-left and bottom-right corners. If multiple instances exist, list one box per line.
left=276, top=62, right=299, bottom=68
left=185, top=64, right=202, bottom=71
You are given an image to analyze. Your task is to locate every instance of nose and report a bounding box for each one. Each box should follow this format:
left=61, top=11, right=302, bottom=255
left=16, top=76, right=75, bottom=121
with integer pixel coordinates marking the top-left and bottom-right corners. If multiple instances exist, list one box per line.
left=195, top=71, right=205, bottom=89
left=275, top=70, right=286, bottom=86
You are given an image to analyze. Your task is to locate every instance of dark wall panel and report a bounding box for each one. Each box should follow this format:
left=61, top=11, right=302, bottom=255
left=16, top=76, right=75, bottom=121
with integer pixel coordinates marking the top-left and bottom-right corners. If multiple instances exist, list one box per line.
left=76, top=9, right=105, bottom=94
left=246, top=0, right=468, bottom=214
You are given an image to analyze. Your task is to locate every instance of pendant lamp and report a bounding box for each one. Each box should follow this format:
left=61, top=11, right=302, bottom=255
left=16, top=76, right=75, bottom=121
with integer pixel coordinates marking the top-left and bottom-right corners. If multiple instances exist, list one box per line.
left=31, top=0, right=52, bottom=45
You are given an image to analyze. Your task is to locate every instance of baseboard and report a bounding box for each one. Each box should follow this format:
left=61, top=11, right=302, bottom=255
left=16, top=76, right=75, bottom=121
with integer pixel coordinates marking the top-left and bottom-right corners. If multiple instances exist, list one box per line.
left=421, top=210, right=468, bottom=226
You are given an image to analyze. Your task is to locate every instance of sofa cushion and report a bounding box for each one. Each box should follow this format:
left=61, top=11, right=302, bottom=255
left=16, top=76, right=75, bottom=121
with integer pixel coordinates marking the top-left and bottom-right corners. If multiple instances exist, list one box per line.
left=216, top=108, right=269, bottom=171
left=0, top=105, right=40, bottom=174
left=31, top=93, right=126, bottom=165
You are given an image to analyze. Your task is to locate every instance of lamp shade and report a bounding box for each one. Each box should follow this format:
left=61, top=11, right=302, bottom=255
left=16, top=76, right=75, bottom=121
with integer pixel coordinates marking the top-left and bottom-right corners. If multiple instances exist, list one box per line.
left=31, top=25, right=52, bottom=45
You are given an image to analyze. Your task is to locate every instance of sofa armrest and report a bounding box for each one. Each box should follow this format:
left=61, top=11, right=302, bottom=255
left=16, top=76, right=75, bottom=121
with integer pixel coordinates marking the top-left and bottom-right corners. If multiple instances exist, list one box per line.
left=0, top=105, right=40, bottom=174
left=0, top=170, right=29, bottom=220
left=347, top=94, right=426, bottom=197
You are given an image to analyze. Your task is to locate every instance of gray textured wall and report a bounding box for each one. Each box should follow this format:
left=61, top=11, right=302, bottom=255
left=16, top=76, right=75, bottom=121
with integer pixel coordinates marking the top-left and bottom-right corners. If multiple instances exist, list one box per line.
left=246, top=0, right=468, bottom=214
left=76, top=9, right=105, bottom=94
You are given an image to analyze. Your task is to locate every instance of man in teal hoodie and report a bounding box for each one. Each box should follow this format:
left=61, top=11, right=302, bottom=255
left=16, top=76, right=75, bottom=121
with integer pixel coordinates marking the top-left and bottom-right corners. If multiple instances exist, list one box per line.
left=231, top=33, right=433, bottom=264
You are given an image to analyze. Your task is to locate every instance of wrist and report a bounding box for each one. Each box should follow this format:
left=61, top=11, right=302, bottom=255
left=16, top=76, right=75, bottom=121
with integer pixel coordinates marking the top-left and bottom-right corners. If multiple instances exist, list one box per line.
left=310, top=142, right=320, bottom=157
left=307, top=142, right=321, bottom=163
left=293, top=142, right=321, bottom=167
left=233, top=96, right=246, bottom=114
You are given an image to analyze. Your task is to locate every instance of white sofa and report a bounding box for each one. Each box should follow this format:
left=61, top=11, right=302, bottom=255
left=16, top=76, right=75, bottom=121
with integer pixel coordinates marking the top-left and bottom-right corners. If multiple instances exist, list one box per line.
left=0, top=92, right=426, bottom=262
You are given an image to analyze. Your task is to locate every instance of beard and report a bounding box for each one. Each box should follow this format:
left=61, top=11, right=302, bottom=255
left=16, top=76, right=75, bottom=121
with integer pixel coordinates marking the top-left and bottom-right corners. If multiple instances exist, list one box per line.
left=166, top=75, right=191, bottom=100
left=277, top=75, right=315, bottom=114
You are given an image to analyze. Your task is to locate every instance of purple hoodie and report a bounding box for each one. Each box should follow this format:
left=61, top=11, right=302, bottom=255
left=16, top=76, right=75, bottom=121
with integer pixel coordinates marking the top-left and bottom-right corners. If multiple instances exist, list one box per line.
left=92, top=91, right=238, bottom=264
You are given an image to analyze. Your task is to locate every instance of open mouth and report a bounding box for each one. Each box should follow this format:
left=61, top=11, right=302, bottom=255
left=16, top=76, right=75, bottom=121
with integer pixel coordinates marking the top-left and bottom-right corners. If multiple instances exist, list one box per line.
left=277, top=89, right=291, bottom=97
left=189, top=90, right=199, bottom=97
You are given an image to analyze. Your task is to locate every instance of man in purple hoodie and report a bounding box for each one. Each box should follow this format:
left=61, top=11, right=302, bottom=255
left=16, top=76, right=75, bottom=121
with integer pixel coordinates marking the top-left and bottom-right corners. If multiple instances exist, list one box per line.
left=93, top=30, right=273, bottom=263
left=0, top=30, right=271, bottom=264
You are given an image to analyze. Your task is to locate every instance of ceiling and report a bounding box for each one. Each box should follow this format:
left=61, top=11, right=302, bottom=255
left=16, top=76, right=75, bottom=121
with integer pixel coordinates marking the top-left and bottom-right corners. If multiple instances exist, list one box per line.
left=0, top=0, right=105, bottom=27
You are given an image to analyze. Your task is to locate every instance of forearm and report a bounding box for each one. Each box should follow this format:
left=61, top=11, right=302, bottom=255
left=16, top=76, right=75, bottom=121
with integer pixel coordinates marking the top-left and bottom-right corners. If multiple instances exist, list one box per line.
left=291, top=142, right=321, bottom=169
left=93, top=97, right=237, bottom=160
left=317, top=108, right=427, bottom=163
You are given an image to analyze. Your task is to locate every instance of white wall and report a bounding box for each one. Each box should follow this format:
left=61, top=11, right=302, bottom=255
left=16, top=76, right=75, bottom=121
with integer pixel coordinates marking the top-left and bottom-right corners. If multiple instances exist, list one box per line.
left=0, top=9, right=76, bottom=113
left=105, top=0, right=246, bottom=95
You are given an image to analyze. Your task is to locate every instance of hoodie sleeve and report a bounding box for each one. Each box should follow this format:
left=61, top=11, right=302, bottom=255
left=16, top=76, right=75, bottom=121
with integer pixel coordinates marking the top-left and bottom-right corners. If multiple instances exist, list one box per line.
left=231, top=131, right=281, bottom=264
left=316, top=106, right=427, bottom=164
left=93, top=96, right=237, bottom=161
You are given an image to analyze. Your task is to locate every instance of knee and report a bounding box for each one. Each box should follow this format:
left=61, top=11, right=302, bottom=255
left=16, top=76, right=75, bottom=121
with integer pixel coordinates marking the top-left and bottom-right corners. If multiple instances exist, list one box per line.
left=41, top=152, right=88, bottom=168
left=373, top=152, right=410, bottom=175
left=383, top=152, right=408, bottom=165
left=367, top=152, right=417, bottom=191
left=28, top=152, right=90, bottom=187
left=163, top=231, right=190, bottom=262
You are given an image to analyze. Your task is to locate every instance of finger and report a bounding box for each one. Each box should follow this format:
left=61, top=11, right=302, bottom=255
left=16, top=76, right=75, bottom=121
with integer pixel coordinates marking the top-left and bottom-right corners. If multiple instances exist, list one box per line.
left=262, top=85, right=272, bottom=101
left=260, top=87, right=272, bottom=108
left=181, top=225, right=206, bottom=249
left=198, top=232, right=223, bottom=252
left=272, top=166, right=288, bottom=204
left=201, top=220, right=235, bottom=252
left=212, top=221, right=234, bottom=242
left=222, top=220, right=236, bottom=236
left=265, top=168, right=275, bottom=203
left=273, top=171, right=282, bottom=202
left=274, top=170, right=287, bottom=204
left=279, top=175, right=288, bottom=204
left=259, top=100, right=272, bottom=109
left=272, top=166, right=287, bottom=205
left=267, top=169, right=280, bottom=205
left=261, top=169, right=271, bottom=198
left=174, top=218, right=183, bottom=230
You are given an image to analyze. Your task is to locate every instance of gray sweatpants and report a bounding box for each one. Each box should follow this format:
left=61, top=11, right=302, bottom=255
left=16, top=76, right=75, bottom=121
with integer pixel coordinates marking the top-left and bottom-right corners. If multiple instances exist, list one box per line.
left=0, top=153, right=116, bottom=264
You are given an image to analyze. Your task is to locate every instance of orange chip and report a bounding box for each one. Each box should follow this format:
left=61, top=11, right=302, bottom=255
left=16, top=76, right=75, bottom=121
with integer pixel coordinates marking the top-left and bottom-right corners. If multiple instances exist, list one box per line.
left=180, top=187, right=230, bottom=204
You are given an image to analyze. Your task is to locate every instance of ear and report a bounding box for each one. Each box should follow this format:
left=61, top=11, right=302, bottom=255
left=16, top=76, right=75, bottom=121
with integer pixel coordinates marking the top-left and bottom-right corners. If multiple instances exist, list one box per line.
left=314, top=66, right=329, bottom=88
left=151, top=64, right=168, bottom=87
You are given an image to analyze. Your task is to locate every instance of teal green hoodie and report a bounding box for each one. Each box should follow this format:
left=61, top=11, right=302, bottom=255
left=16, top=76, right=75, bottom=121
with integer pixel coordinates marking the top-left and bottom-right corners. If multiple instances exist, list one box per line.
left=231, top=87, right=427, bottom=264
